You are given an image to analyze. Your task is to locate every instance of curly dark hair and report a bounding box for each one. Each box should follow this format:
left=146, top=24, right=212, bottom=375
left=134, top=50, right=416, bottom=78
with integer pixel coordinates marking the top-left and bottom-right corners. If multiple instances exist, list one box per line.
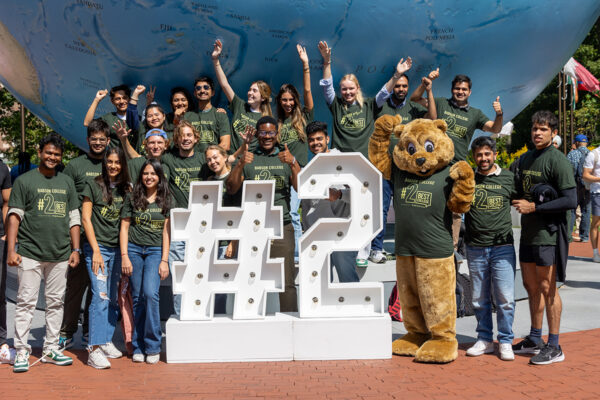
left=132, top=158, right=171, bottom=216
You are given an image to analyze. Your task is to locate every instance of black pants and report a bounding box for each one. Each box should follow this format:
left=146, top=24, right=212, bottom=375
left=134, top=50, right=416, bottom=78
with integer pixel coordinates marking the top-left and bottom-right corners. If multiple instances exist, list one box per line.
left=0, top=239, right=7, bottom=346
left=270, top=223, right=297, bottom=312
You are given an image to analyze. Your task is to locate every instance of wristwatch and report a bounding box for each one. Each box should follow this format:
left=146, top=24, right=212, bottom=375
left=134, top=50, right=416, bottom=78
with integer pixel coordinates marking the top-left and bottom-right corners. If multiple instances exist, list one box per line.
left=72, top=248, right=82, bottom=255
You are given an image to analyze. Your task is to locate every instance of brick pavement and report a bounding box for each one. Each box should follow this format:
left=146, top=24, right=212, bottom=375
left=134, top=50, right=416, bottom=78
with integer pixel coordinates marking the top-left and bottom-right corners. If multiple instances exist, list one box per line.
left=1, top=241, right=597, bottom=399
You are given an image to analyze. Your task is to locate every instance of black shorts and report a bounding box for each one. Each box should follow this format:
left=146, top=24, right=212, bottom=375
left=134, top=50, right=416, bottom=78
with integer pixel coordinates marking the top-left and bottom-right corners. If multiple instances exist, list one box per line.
left=519, top=244, right=555, bottom=266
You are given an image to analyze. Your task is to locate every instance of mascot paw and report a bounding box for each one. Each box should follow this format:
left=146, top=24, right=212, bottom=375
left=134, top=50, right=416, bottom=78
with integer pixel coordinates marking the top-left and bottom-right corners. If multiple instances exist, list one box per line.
left=392, top=332, right=430, bottom=357
left=374, top=114, right=403, bottom=137
left=414, top=338, right=458, bottom=363
left=449, top=161, right=474, bottom=181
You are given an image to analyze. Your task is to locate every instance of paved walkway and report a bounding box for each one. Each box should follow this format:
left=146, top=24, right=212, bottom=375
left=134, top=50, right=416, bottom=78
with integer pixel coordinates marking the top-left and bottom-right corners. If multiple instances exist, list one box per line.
left=2, top=241, right=599, bottom=399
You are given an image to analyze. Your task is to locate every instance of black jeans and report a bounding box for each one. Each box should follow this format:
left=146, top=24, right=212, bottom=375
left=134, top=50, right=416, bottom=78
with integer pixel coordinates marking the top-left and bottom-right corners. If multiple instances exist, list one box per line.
left=59, top=236, right=91, bottom=339
left=270, top=223, right=297, bottom=312
left=0, top=239, right=7, bottom=346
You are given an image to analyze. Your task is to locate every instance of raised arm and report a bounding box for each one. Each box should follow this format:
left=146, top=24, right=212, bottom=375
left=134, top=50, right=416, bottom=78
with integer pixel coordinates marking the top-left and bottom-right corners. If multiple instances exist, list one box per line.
left=376, top=57, right=413, bottom=108
left=422, top=77, right=437, bottom=119
left=84, top=89, right=108, bottom=127
left=318, top=41, right=335, bottom=105
left=297, top=44, right=314, bottom=112
left=114, top=120, right=141, bottom=160
left=226, top=150, right=252, bottom=195
left=211, top=39, right=235, bottom=103
left=409, top=68, right=439, bottom=107
left=482, top=96, right=503, bottom=134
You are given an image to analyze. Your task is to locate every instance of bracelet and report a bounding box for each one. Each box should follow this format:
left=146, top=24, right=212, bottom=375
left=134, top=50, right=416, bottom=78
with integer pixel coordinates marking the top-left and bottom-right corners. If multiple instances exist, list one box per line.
left=121, top=253, right=128, bottom=256
left=393, top=73, right=402, bottom=79
left=303, top=68, right=310, bottom=72
left=323, top=61, right=331, bottom=65
left=161, top=259, right=168, bottom=263
left=292, top=157, right=297, bottom=166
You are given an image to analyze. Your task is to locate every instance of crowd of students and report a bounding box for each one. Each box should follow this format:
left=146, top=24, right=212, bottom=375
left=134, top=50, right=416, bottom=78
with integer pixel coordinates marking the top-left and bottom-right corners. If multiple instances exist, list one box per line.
left=0, top=39, right=574, bottom=371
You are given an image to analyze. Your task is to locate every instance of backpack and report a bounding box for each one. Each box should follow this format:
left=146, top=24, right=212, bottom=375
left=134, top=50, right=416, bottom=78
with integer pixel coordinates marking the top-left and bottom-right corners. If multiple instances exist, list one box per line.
left=388, top=283, right=403, bottom=322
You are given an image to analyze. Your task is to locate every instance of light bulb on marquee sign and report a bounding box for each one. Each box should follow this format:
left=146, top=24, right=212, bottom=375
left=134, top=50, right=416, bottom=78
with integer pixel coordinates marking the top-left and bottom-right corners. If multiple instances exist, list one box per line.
left=167, top=153, right=390, bottom=362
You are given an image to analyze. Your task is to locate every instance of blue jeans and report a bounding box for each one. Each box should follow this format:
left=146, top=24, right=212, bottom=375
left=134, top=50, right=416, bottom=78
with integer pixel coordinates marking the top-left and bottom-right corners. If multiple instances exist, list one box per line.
left=466, top=244, right=516, bottom=344
left=290, top=187, right=302, bottom=260
left=168, top=241, right=186, bottom=316
left=128, top=242, right=162, bottom=355
left=331, top=251, right=360, bottom=283
left=572, top=193, right=591, bottom=240
left=371, top=178, right=392, bottom=251
left=84, top=242, right=121, bottom=347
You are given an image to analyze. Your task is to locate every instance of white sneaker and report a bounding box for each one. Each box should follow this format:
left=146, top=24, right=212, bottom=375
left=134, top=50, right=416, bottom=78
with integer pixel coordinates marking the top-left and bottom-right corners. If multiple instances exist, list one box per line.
left=87, top=347, right=111, bottom=369
left=132, top=353, right=145, bottom=363
left=368, top=250, right=387, bottom=264
left=499, top=343, right=515, bottom=361
left=593, top=254, right=600, bottom=263
left=100, top=342, right=123, bottom=359
left=466, top=340, right=494, bottom=356
left=0, top=344, right=16, bottom=365
left=146, top=354, right=160, bottom=364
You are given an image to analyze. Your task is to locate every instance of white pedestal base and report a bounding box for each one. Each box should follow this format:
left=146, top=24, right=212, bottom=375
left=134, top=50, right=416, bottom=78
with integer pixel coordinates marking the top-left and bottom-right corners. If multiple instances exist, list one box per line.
left=292, top=314, right=391, bottom=360
left=166, top=313, right=294, bottom=363
left=166, top=313, right=392, bottom=363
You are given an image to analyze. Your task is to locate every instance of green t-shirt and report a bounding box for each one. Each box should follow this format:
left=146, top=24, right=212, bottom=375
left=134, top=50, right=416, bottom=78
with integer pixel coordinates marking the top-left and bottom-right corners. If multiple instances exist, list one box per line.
left=161, top=149, right=208, bottom=208
left=63, top=153, right=103, bottom=207
left=100, top=112, right=144, bottom=151
left=183, top=108, right=232, bottom=154
left=518, top=146, right=576, bottom=246
left=127, top=156, right=170, bottom=184
left=9, top=169, right=78, bottom=262
left=434, top=98, right=489, bottom=163
left=328, top=96, right=376, bottom=158
left=229, top=95, right=262, bottom=153
left=163, top=112, right=177, bottom=133
left=82, top=181, right=126, bottom=247
left=278, top=108, right=313, bottom=167
left=243, top=146, right=292, bottom=224
left=209, top=172, right=242, bottom=208
left=121, top=194, right=170, bottom=247
left=465, top=168, right=517, bottom=247
left=392, top=164, right=454, bottom=258
left=378, top=100, right=428, bottom=153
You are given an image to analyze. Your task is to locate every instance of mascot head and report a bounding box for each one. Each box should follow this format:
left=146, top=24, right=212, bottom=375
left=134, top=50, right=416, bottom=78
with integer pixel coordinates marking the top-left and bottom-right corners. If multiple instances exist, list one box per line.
left=392, top=119, right=454, bottom=177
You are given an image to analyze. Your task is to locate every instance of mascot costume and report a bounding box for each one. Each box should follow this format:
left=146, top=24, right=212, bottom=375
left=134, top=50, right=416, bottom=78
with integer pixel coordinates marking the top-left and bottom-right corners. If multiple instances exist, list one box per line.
left=369, top=116, right=475, bottom=363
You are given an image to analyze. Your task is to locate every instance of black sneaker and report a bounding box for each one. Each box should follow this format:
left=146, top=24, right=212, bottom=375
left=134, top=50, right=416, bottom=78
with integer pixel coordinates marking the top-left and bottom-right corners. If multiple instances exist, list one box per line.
left=530, top=344, right=565, bottom=365
left=512, top=336, right=543, bottom=354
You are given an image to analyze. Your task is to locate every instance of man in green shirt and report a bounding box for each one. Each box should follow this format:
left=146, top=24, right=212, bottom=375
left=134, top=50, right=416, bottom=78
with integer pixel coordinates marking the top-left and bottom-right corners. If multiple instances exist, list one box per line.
left=59, top=119, right=109, bottom=349
left=6, top=134, right=81, bottom=373
left=183, top=76, right=231, bottom=153
left=463, top=136, right=517, bottom=361
left=511, top=111, right=576, bottom=365
left=227, top=116, right=300, bottom=312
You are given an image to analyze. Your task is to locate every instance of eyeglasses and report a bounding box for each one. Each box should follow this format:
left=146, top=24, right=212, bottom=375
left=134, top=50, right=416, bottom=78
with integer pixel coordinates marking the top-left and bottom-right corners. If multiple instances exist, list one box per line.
left=89, top=137, right=108, bottom=143
left=257, top=130, right=277, bottom=138
left=195, top=84, right=211, bottom=91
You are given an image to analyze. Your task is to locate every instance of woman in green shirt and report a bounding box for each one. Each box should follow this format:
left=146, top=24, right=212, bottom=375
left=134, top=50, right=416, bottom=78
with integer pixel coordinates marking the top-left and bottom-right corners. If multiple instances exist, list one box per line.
left=82, top=146, right=131, bottom=369
left=211, top=39, right=273, bottom=152
left=120, top=159, right=171, bottom=364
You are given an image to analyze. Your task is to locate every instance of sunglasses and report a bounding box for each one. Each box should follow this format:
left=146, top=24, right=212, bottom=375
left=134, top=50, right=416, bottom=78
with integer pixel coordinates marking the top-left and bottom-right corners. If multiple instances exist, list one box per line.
left=257, top=130, right=277, bottom=138
left=195, top=84, right=211, bottom=91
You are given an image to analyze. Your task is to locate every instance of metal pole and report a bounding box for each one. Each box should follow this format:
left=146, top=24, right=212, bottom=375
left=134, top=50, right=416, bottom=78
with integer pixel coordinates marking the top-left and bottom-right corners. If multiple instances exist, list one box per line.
left=20, top=104, right=25, bottom=152
left=558, top=72, right=563, bottom=139
left=562, top=73, right=568, bottom=154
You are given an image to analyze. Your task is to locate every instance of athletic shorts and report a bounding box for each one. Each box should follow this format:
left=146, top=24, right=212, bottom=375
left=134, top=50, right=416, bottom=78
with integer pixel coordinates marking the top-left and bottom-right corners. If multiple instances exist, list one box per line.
left=519, top=244, right=555, bottom=267
left=592, top=193, right=600, bottom=216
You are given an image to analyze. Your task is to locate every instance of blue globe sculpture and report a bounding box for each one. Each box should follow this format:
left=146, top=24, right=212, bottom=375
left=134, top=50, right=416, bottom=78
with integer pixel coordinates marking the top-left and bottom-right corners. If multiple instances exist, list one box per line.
left=0, top=1, right=599, bottom=149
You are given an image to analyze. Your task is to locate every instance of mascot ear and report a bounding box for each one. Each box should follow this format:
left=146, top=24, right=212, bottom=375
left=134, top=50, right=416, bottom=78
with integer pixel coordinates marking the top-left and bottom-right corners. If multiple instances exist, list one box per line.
left=393, top=124, right=406, bottom=138
left=433, top=119, right=448, bottom=133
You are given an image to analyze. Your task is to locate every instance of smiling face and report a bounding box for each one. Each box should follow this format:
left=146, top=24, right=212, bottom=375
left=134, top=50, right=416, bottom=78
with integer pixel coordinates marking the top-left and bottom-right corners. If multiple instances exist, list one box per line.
left=531, top=122, right=556, bottom=150
left=206, top=148, right=228, bottom=175
left=194, top=81, right=214, bottom=102
left=256, top=122, right=278, bottom=151
left=145, top=135, right=168, bottom=158
left=171, top=92, right=189, bottom=113
left=392, top=76, right=409, bottom=103
left=110, top=90, right=129, bottom=113
left=473, top=145, right=497, bottom=173
left=146, top=107, right=165, bottom=129
left=105, top=152, right=122, bottom=181
left=38, top=143, right=62, bottom=171
left=142, top=163, right=159, bottom=190
left=279, top=91, right=295, bottom=116
left=176, top=125, right=198, bottom=151
left=451, top=82, right=471, bottom=104
left=307, top=131, right=329, bottom=154
left=87, top=131, right=109, bottom=157
left=340, top=79, right=358, bottom=104
left=247, top=83, right=262, bottom=108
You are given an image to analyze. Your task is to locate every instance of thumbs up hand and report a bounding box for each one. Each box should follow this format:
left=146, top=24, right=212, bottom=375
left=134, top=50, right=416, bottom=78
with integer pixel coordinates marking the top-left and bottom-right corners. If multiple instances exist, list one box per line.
left=493, top=96, right=502, bottom=116
left=278, top=143, right=296, bottom=166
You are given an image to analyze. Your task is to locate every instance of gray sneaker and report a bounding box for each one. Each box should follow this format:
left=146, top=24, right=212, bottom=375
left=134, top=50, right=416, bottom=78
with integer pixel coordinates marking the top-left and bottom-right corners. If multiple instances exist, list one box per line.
left=87, top=347, right=111, bottom=369
left=368, top=250, right=387, bottom=264
left=100, top=342, right=123, bottom=359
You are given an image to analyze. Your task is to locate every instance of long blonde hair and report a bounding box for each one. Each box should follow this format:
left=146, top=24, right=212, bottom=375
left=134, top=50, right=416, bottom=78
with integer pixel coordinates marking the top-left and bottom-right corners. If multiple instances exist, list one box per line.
left=339, top=74, right=364, bottom=109
left=252, top=80, right=273, bottom=117
left=276, top=84, right=306, bottom=142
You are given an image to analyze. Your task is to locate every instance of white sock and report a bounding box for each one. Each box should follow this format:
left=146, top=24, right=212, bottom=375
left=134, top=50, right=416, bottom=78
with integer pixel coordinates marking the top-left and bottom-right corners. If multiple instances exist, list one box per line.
left=594, top=248, right=599, bottom=256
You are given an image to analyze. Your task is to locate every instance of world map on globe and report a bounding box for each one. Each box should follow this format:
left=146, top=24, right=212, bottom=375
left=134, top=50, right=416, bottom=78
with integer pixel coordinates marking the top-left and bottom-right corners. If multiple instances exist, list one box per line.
left=1, top=0, right=599, bottom=149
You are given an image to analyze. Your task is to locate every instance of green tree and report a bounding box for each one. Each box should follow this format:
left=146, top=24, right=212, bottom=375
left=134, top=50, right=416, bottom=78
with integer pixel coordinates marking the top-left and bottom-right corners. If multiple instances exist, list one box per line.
left=0, top=86, right=79, bottom=166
